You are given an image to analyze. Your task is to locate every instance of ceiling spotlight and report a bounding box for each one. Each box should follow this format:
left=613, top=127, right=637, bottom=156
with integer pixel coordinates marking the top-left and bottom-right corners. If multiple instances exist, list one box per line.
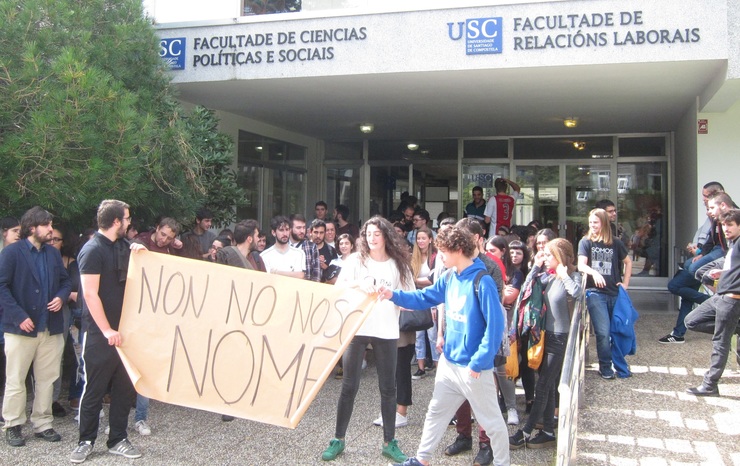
left=255, top=146, right=263, bottom=151
left=564, top=118, right=578, bottom=128
left=359, top=124, right=374, bottom=134
left=573, top=141, right=586, bottom=150
left=407, top=143, right=419, bottom=151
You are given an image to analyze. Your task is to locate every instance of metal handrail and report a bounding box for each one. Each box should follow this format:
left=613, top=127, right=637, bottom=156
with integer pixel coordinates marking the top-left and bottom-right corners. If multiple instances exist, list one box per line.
left=556, top=274, right=589, bottom=466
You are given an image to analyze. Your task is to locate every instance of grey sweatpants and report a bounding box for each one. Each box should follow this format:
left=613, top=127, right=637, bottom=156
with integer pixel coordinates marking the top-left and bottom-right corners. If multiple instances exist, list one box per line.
left=415, top=356, right=510, bottom=465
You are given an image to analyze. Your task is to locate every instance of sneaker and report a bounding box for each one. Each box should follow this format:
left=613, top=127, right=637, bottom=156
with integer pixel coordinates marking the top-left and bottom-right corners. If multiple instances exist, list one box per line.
left=509, top=429, right=529, bottom=450
left=527, top=430, right=556, bottom=449
left=361, top=359, right=368, bottom=370
left=70, top=441, right=93, bottom=463
left=108, top=438, right=142, bottom=459
left=598, top=370, right=616, bottom=380
left=69, top=398, right=80, bottom=410
left=52, top=401, right=68, bottom=417
left=34, top=428, right=62, bottom=442
left=221, top=415, right=235, bottom=422
left=474, top=443, right=493, bottom=466
left=373, top=412, right=408, bottom=427
left=658, top=334, right=685, bottom=344
left=135, top=420, right=151, bottom=436
left=5, top=425, right=25, bottom=447
left=411, top=369, right=426, bottom=380
left=321, top=438, right=345, bottom=461
left=334, top=367, right=343, bottom=379
left=104, top=425, right=109, bottom=435
left=390, top=458, right=424, bottom=466
left=444, top=434, right=472, bottom=456
left=507, top=408, right=519, bottom=425
left=382, top=439, right=408, bottom=463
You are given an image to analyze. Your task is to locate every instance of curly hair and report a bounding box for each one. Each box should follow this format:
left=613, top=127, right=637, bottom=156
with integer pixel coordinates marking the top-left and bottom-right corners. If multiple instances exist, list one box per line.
left=356, top=216, right=413, bottom=287
left=435, top=225, right=476, bottom=258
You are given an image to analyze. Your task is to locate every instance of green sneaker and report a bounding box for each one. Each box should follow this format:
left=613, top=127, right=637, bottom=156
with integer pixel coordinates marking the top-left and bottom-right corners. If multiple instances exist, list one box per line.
left=382, top=439, right=408, bottom=463
left=321, top=438, right=345, bottom=461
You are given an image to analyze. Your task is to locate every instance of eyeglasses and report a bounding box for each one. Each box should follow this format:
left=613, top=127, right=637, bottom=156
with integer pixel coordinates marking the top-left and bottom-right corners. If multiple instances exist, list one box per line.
left=51, top=237, right=63, bottom=243
left=123, top=216, right=132, bottom=221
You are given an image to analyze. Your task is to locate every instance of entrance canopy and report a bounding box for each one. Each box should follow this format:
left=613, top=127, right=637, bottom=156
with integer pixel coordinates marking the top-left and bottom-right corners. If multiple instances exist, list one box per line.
left=159, top=0, right=735, bottom=141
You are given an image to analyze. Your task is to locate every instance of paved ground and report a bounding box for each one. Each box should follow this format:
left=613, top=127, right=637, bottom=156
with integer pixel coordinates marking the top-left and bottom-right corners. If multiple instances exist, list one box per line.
left=1, top=291, right=739, bottom=465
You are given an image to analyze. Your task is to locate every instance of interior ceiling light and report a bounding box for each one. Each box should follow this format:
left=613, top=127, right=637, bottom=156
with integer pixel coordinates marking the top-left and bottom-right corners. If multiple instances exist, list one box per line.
left=573, top=141, right=586, bottom=150
left=564, top=118, right=578, bottom=128
left=359, top=123, right=374, bottom=134
left=407, top=143, right=419, bottom=151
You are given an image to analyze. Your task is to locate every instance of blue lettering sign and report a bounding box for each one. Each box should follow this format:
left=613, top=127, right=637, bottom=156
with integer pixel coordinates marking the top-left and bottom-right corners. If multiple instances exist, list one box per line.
left=465, top=17, right=502, bottom=55
left=160, top=38, right=186, bottom=70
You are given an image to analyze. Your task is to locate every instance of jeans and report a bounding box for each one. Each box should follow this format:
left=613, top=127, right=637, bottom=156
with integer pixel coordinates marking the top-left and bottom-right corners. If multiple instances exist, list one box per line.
left=684, top=245, right=725, bottom=275
left=415, top=322, right=440, bottom=363
left=667, top=270, right=710, bottom=336
left=685, top=294, right=740, bottom=388
left=586, top=290, right=618, bottom=376
left=135, top=395, right=149, bottom=422
left=524, top=332, right=567, bottom=434
left=335, top=335, right=397, bottom=443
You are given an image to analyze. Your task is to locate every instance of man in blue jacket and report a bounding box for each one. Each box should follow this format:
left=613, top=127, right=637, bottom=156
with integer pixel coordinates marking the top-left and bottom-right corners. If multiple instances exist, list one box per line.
left=0, top=206, right=71, bottom=447
left=378, top=225, right=510, bottom=466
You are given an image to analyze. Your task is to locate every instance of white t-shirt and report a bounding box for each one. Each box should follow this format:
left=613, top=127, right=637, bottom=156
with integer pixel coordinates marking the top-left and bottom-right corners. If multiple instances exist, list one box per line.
left=337, top=253, right=412, bottom=339
left=260, top=245, right=306, bottom=274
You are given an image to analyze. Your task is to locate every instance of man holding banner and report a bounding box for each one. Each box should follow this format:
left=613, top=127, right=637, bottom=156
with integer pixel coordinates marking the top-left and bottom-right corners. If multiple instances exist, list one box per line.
left=70, top=200, right=142, bottom=463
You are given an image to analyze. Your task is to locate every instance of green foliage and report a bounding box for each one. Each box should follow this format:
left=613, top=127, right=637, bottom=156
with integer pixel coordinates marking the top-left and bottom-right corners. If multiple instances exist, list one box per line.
left=0, top=0, right=241, bottom=230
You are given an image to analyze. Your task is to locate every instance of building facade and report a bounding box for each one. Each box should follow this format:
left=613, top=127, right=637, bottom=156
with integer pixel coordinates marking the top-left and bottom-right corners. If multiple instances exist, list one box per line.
left=150, top=0, right=740, bottom=286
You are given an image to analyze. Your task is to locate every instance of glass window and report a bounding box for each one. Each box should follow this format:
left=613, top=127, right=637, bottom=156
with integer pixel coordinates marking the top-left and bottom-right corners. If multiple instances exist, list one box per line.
left=369, top=165, right=409, bottom=218
left=325, top=141, right=363, bottom=160
left=463, top=139, right=508, bottom=159
left=564, top=164, right=612, bottom=244
left=461, top=164, right=510, bottom=212
left=326, top=166, right=360, bottom=223
left=236, top=165, right=261, bottom=221
left=616, top=162, right=668, bottom=277
left=413, top=164, right=458, bottom=227
left=243, top=0, right=301, bottom=15
left=514, top=137, right=613, bottom=160
left=517, top=165, right=562, bottom=235
left=618, top=136, right=667, bottom=157
left=238, top=130, right=306, bottom=165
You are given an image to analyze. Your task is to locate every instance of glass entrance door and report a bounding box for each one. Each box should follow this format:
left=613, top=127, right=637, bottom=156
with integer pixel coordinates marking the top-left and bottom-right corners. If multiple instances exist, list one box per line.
left=515, top=163, right=612, bottom=246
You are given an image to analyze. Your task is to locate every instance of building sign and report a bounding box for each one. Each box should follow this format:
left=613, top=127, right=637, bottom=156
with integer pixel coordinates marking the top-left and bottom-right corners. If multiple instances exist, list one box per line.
left=698, top=119, right=708, bottom=134
left=160, top=37, right=186, bottom=70
left=448, top=9, right=700, bottom=54
left=461, top=18, right=503, bottom=55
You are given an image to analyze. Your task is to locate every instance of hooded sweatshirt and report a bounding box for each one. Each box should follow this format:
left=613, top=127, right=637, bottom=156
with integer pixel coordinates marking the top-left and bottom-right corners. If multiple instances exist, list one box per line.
left=390, top=258, right=504, bottom=372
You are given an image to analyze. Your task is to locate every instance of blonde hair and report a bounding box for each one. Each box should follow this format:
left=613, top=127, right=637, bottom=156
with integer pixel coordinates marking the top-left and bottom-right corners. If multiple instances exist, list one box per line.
left=586, top=208, right=613, bottom=245
left=547, top=238, right=576, bottom=275
left=411, top=227, right=435, bottom=278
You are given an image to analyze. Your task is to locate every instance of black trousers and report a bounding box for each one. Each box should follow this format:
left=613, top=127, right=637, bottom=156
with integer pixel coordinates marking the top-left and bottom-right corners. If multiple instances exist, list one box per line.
left=77, top=333, right=136, bottom=448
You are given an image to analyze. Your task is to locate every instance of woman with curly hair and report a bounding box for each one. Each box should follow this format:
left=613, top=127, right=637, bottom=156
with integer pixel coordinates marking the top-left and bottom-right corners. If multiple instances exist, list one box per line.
left=321, top=216, right=414, bottom=464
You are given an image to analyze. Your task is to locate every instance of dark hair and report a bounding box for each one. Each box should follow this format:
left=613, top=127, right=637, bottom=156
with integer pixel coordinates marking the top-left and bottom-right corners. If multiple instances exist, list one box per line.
left=595, top=199, right=615, bottom=210
left=435, top=225, right=476, bottom=257
left=357, top=216, right=413, bottom=288
left=195, top=207, right=213, bottom=222
left=708, top=192, right=733, bottom=207
left=703, top=181, right=725, bottom=191
left=20, top=206, right=53, bottom=238
left=494, top=178, right=507, bottom=192
left=270, top=215, right=291, bottom=232
left=536, top=228, right=557, bottom=243
left=336, top=233, right=355, bottom=252
left=97, top=200, right=129, bottom=230
left=472, top=186, right=483, bottom=194
left=234, top=219, right=260, bottom=244
left=1, top=217, right=19, bottom=231
left=414, top=209, right=431, bottom=222
left=456, top=217, right=485, bottom=239
left=213, top=235, right=232, bottom=248
left=179, top=234, right=203, bottom=260
left=290, top=213, right=307, bottom=225
left=315, top=200, right=328, bottom=209
left=335, top=204, right=350, bottom=221
left=157, top=217, right=181, bottom=236
left=310, top=218, right=326, bottom=231
left=720, top=209, right=740, bottom=225
left=508, top=239, right=531, bottom=277
left=439, top=217, right=457, bottom=227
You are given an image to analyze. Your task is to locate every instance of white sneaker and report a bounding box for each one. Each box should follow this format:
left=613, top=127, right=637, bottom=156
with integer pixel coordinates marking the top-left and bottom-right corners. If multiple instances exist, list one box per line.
left=361, top=359, right=368, bottom=370
left=104, top=425, right=110, bottom=434
left=135, top=420, right=151, bottom=436
left=373, top=412, right=408, bottom=427
left=507, top=408, right=519, bottom=425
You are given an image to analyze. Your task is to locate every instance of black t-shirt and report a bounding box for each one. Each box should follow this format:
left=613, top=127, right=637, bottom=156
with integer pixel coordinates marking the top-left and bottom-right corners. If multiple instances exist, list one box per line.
left=317, top=242, right=338, bottom=282
left=717, top=241, right=740, bottom=295
left=578, top=237, right=628, bottom=296
left=77, top=232, right=129, bottom=336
